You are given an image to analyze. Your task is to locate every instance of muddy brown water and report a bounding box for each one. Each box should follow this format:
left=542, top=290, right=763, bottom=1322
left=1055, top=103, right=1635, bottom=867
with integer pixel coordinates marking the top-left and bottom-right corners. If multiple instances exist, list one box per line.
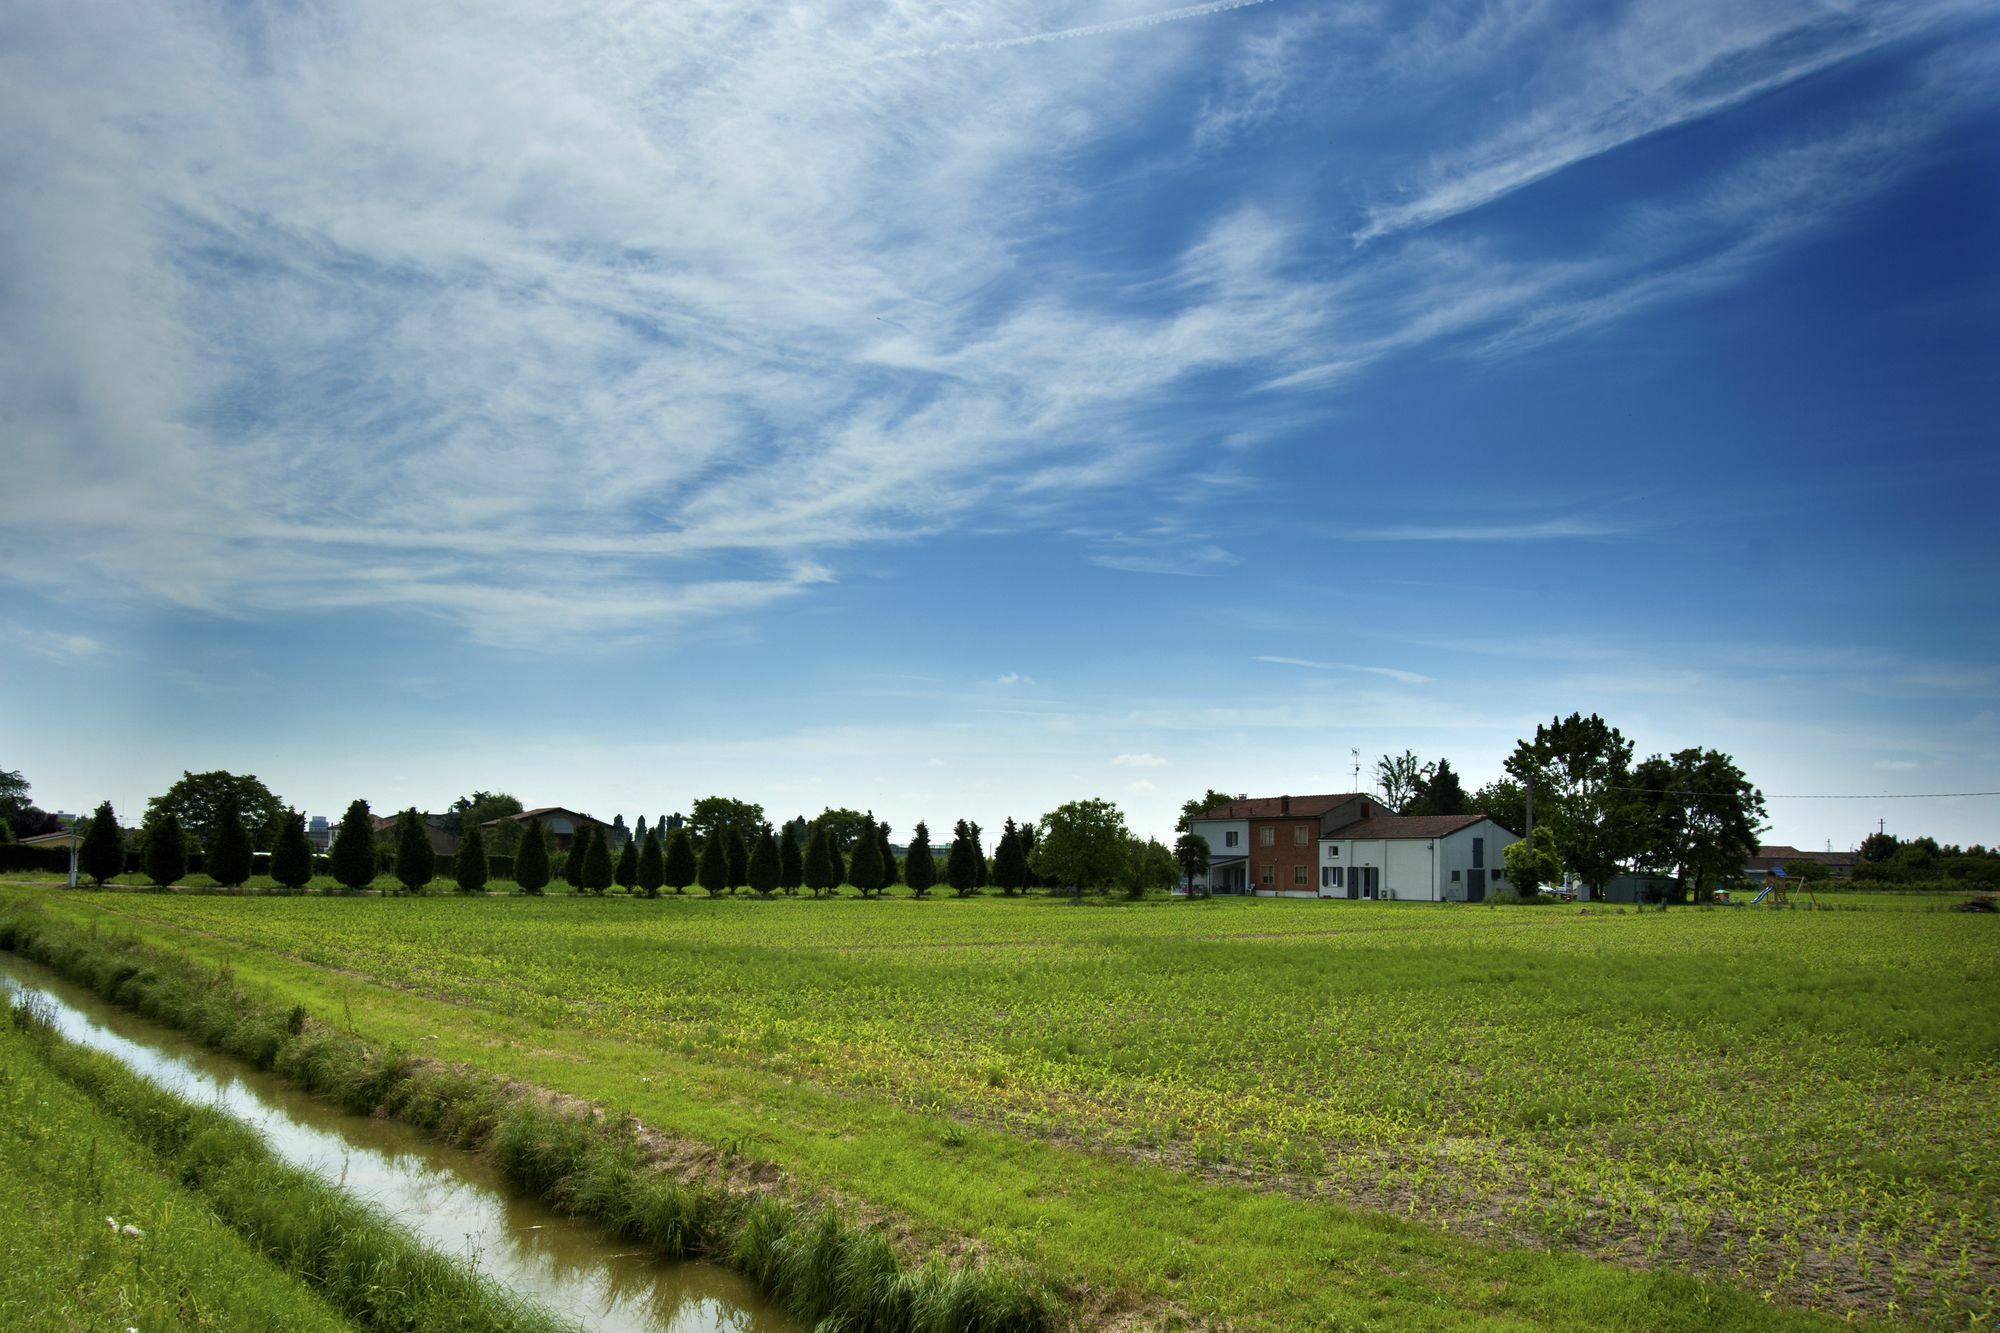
left=0, top=952, right=796, bottom=1333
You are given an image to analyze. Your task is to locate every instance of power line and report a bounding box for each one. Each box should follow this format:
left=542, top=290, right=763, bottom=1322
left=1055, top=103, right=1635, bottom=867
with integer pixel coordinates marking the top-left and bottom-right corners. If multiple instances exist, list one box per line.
left=1762, top=790, right=2000, bottom=800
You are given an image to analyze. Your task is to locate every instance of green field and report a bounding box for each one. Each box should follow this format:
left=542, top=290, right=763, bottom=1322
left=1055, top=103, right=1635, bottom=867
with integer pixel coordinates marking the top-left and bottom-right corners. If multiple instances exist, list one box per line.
left=7, top=886, right=1995, bottom=1329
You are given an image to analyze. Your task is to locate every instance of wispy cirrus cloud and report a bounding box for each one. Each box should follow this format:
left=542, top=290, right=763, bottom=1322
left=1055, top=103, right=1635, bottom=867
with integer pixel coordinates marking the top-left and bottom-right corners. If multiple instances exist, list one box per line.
left=1254, top=656, right=1432, bottom=685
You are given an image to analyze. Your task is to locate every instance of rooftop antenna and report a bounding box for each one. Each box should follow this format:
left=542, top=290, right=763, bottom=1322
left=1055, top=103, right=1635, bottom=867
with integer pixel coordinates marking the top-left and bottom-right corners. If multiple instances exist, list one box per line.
left=1351, top=748, right=1361, bottom=792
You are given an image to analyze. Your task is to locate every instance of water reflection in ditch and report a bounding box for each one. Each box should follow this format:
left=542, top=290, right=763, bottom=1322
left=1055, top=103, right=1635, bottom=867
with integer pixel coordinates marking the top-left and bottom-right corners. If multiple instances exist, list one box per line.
left=0, top=952, right=795, bottom=1333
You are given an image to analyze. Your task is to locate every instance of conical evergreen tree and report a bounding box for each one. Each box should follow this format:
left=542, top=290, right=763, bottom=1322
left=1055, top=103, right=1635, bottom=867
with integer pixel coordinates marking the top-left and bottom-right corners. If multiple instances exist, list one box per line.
left=143, top=813, right=186, bottom=889
left=993, top=817, right=1027, bottom=896
left=848, top=825, right=883, bottom=898
left=615, top=836, right=639, bottom=892
left=80, top=800, right=125, bottom=887
left=515, top=820, right=550, bottom=894
left=329, top=800, right=376, bottom=892
left=779, top=824, right=804, bottom=894
left=946, top=819, right=980, bottom=896
left=697, top=832, right=729, bottom=897
left=455, top=824, right=489, bottom=894
left=664, top=828, right=696, bottom=894
left=725, top=829, right=748, bottom=893
left=208, top=792, right=253, bottom=888
left=562, top=826, right=588, bottom=891
left=905, top=821, right=936, bottom=898
left=969, top=822, right=987, bottom=888
left=876, top=821, right=898, bottom=890
left=637, top=829, right=664, bottom=898
left=610, top=814, right=629, bottom=849
left=803, top=826, right=835, bottom=898
left=748, top=824, right=780, bottom=896
left=270, top=807, right=313, bottom=892
left=395, top=808, right=436, bottom=894
left=583, top=824, right=615, bottom=894
left=827, top=840, right=846, bottom=894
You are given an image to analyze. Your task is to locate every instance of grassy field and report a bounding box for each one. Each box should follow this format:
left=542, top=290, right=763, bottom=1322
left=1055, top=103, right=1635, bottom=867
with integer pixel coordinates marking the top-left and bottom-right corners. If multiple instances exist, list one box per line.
left=6, top=886, right=1994, bottom=1329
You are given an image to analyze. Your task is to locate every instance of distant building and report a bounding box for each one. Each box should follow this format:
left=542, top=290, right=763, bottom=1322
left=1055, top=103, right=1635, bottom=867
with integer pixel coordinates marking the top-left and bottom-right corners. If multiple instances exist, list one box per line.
left=483, top=807, right=605, bottom=854
left=1184, top=792, right=1520, bottom=902
left=307, top=815, right=332, bottom=851
left=371, top=812, right=462, bottom=856
left=1743, top=845, right=1856, bottom=879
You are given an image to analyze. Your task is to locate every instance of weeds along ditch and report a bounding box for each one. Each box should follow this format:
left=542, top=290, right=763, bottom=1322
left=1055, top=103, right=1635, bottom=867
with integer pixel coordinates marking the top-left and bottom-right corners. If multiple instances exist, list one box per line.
left=0, top=903, right=1054, bottom=1333
left=8, top=888, right=1998, bottom=1327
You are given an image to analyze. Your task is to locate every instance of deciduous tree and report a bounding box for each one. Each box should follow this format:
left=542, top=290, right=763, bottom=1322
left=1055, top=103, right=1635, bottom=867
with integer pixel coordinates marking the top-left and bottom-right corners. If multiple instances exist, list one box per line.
left=1376, top=751, right=1432, bottom=812
left=1506, top=714, right=1640, bottom=900
left=1175, top=789, right=1235, bottom=833
left=1632, top=748, right=1766, bottom=904
left=146, top=770, right=286, bottom=853
left=1174, top=831, right=1210, bottom=895
left=1033, top=799, right=1129, bottom=898
left=688, top=797, right=766, bottom=851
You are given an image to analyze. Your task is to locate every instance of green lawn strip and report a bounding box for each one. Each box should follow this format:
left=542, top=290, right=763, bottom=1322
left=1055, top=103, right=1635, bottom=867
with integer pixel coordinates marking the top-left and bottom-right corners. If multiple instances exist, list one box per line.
left=2, top=996, right=569, bottom=1333
left=11, top=891, right=1859, bottom=1331
left=0, top=1022, right=357, bottom=1332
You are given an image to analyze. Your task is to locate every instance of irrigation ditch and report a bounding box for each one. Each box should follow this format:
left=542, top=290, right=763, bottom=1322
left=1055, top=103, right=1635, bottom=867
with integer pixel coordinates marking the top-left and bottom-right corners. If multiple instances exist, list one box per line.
left=0, top=902, right=1055, bottom=1332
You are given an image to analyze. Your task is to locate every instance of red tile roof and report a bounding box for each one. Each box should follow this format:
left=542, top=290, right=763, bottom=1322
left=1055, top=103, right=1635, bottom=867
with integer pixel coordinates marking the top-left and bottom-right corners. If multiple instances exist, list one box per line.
left=1331, top=814, right=1490, bottom=840
left=1194, top=793, right=1371, bottom=820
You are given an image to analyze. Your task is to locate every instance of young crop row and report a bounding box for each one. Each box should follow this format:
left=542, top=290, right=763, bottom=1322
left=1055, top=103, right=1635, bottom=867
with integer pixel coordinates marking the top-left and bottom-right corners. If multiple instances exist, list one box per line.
left=32, top=890, right=2000, bottom=1325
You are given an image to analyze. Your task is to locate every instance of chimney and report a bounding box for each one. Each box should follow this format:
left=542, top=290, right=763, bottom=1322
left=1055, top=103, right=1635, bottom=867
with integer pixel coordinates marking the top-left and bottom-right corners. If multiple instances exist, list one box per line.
left=1281, top=795, right=1291, bottom=816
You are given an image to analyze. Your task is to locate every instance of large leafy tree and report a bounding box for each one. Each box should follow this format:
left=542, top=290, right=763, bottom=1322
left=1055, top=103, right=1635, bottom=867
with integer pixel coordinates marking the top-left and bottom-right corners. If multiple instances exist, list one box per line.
left=514, top=820, right=551, bottom=895
left=1632, top=748, right=1767, bottom=904
left=270, top=808, right=314, bottom=892
left=810, top=807, right=875, bottom=851
left=637, top=829, right=665, bottom=897
left=848, top=824, right=884, bottom=897
left=904, top=821, right=936, bottom=898
left=1121, top=836, right=1179, bottom=898
left=329, top=800, right=377, bottom=892
left=1406, top=759, right=1471, bottom=818
left=778, top=824, right=804, bottom=894
left=1502, top=837, right=1561, bottom=897
left=688, top=796, right=766, bottom=851
left=1506, top=713, right=1641, bottom=900
left=748, top=824, right=781, bottom=896
left=992, top=818, right=1027, bottom=896
left=206, top=792, right=254, bottom=888
left=1469, top=778, right=1528, bottom=839
left=1376, top=751, right=1433, bottom=812
left=1175, top=789, right=1236, bottom=833
left=1174, top=831, right=1210, bottom=895
left=143, top=813, right=187, bottom=889
left=0, top=767, right=29, bottom=827
left=1033, top=798, right=1130, bottom=898
left=455, top=824, right=489, bottom=895
left=146, top=771, right=286, bottom=853
left=80, top=801, right=126, bottom=887
left=664, top=828, right=697, bottom=894
left=443, top=792, right=525, bottom=855
left=394, top=808, right=436, bottom=894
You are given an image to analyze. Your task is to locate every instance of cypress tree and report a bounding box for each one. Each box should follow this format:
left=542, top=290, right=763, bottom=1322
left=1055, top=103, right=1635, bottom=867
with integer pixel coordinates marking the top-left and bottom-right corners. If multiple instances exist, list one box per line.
left=803, top=826, right=834, bottom=898
left=726, top=829, right=749, bottom=893
left=562, top=826, right=588, bottom=891
left=779, top=824, right=805, bottom=894
left=664, top=828, right=696, bottom=894
left=848, top=825, right=883, bottom=898
left=207, top=792, right=253, bottom=888
left=143, top=813, right=187, bottom=889
left=515, top=820, right=551, bottom=895
left=748, top=824, right=780, bottom=896
left=329, top=800, right=376, bottom=892
left=637, top=829, right=664, bottom=898
left=583, top=824, right=615, bottom=894
left=876, top=821, right=898, bottom=890
left=697, top=833, right=728, bottom=897
left=946, top=819, right=980, bottom=896
left=969, top=821, right=987, bottom=888
left=993, top=817, right=1028, bottom=896
left=395, top=808, right=436, bottom=894
left=827, top=840, right=846, bottom=894
left=80, top=800, right=125, bottom=887
left=615, top=836, right=639, bottom=892
left=270, top=807, right=313, bottom=893
left=454, top=823, right=489, bottom=894
left=905, top=821, right=936, bottom=898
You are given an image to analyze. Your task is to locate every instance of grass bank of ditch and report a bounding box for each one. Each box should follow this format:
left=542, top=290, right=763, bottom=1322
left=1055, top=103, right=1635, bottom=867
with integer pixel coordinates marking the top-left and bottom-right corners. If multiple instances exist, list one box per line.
left=0, top=891, right=1876, bottom=1331
left=0, top=993, right=562, bottom=1332
left=0, top=902, right=1052, bottom=1333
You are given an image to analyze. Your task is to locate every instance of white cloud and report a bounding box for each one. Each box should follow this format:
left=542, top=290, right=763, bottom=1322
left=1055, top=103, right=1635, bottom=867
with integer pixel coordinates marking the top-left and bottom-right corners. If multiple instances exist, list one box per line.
left=1126, top=779, right=1158, bottom=793
left=9, top=628, right=109, bottom=661
left=996, top=672, right=1036, bottom=687
left=1254, top=656, right=1432, bottom=685
left=1112, top=752, right=1171, bottom=768
left=1873, top=760, right=1921, bottom=771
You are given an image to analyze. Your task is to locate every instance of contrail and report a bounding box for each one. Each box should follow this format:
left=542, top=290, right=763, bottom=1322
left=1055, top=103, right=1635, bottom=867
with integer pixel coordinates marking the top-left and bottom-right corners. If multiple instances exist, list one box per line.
left=878, top=0, right=1282, bottom=61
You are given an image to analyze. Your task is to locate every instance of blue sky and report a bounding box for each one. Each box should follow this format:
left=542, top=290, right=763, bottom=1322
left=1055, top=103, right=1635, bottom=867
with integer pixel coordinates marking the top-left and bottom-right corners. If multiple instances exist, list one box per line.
left=2, top=0, right=1996, bottom=851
